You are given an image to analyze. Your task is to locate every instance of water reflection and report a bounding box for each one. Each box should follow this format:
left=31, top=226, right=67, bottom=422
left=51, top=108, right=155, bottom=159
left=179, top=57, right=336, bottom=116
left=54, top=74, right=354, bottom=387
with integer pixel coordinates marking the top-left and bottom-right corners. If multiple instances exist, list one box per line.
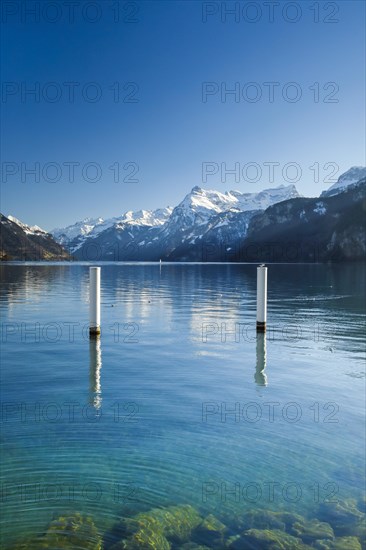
left=1, top=262, right=365, bottom=548
left=89, top=336, right=102, bottom=409
left=255, top=332, right=267, bottom=386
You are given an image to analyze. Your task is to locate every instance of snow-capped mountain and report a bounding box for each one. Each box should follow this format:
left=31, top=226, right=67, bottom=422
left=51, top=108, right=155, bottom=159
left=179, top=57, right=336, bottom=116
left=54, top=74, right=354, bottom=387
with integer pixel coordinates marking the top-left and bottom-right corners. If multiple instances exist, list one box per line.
left=243, top=176, right=366, bottom=262
left=52, top=207, right=173, bottom=253
left=52, top=217, right=107, bottom=245
left=164, top=184, right=299, bottom=229
left=7, top=215, right=47, bottom=236
left=321, top=166, right=366, bottom=197
left=145, top=184, right=300, bottom=260
left=51, top=184, right=300, bottom=260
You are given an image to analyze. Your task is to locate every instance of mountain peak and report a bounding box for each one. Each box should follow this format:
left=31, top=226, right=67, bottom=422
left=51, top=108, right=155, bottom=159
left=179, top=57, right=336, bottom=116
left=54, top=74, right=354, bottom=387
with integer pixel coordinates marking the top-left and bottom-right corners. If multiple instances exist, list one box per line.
left=321, top=166, right=366, bottom=197
left=7, top=215, right=47, bottom=235
left=338, top=166, right=366, bottom=182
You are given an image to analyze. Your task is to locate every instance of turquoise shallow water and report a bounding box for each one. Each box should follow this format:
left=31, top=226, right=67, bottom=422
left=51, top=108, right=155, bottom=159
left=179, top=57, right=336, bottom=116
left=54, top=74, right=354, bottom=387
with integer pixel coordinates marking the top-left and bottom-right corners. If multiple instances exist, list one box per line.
left=0, top=262, right=365, bottom=548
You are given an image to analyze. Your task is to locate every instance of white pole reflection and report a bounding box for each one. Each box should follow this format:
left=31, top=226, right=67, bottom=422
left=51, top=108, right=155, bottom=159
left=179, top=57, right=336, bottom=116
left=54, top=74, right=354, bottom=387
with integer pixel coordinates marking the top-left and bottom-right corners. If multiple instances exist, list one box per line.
left=89, top=335, right=102, bottom=409
left=255, top=332, right=267, bottom=386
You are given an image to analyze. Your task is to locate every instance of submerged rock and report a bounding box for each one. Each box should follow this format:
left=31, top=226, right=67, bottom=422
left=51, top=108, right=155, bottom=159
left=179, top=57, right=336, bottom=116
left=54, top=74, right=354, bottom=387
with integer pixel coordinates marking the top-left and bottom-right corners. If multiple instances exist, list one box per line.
left=154, top=504, right=202, bottom=542
left=228, top=528, right=311, bottom=549
left=231, top=509, right=305, bottom=534
left=9, top=514, right=102, bottom=550
left=237, top=510, right=286, bottom=532
left=314, top=536, right=362, bottom=549
left=276, top=512, right=308, bottom=531
left=290, top=518, right=334, bottom=542
left=110, top=525, right=171, bottom=550
left=192, top=513, right=227, bottom=547
left=200, top=514, right=226, bottom=534
left=111, top=504, right=202, bottom=549
left=318, top=499, right=365, bottom=536
left=225, top=535, right=241, bottom=548
left=43, top=513, right=102, bottom=549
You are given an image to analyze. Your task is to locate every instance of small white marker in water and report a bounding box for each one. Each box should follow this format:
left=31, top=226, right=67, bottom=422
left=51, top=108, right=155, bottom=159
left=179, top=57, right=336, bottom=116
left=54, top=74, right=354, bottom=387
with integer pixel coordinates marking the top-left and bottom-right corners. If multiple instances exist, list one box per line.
left=89, top=267, right=101, bottom=336
left=256, top=264, right=267, bottom=332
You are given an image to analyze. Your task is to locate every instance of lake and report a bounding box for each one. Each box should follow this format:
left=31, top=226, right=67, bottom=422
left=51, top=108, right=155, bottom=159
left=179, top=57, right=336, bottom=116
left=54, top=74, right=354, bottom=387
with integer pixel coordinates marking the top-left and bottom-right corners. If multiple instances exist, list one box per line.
left=0, top=262, right=365, bottom=549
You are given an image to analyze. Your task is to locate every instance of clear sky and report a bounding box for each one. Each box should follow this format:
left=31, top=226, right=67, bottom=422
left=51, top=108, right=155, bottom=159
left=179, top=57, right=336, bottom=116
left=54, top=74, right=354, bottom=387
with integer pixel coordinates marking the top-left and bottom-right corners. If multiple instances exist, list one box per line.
left=1, top=0, right=365, bottom=230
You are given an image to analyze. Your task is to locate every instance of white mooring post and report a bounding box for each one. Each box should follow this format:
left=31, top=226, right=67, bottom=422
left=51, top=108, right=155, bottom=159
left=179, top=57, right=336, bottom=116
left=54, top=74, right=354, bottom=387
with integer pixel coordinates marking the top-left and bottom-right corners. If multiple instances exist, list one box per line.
left=89, top=267, right=101, bottom=336
left=256, top=264, right=267, bottom=332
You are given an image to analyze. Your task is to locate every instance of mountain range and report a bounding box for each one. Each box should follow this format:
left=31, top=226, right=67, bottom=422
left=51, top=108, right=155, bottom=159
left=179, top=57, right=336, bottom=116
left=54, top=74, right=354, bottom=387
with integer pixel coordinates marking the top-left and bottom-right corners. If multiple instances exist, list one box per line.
left=52, top=183, right=300, bottom=261
left=1, top=166, right=365, bottom=262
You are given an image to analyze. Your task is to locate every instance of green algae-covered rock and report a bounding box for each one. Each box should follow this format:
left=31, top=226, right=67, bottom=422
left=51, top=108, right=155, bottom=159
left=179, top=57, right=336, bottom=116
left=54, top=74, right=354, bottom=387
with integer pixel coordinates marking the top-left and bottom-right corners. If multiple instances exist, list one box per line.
left=43, top=513, right=102, bottom=550
left=230, top=509, right=305, bottom=534
left=111, top=504, right=202, bottom=548
left=10, top=514, right=103, bottom=550
left=109, top=518, right=171, bottom=550
left=330, top=537, right=362, bottom=550
left=228, top=528, right=311, bottom=549
left=111, top=525, right=171, bottom=550
left=314, top=536, right=362, bottom=549
left=290, top=518, right=334, bottom=542
left=275, top=512, right=308, bottom=531
left=136, top=504, right=201, bottom=542
left=225, top=535, right=241, bottom=548
left=200, top=514, right=226, bottom=534
left=238, top=509, right=286, bottom=531
left=192, top=513, right=227, bottom=547
left=319, top=499, right=365, bottom=536
left=152, top=504, right=202, bottom=541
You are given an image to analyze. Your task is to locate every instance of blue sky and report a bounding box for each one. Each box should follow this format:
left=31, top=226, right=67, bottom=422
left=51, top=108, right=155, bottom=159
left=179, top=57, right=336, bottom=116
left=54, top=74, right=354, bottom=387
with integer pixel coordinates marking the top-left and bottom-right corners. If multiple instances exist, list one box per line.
left=1, top=0, right=365, bottom=230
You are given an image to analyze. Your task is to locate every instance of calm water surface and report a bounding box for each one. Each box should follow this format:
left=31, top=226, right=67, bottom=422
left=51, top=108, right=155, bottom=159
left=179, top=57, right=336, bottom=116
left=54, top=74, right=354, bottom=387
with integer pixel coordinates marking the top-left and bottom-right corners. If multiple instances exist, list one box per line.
left=0, top=263, right=365, bottom=548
